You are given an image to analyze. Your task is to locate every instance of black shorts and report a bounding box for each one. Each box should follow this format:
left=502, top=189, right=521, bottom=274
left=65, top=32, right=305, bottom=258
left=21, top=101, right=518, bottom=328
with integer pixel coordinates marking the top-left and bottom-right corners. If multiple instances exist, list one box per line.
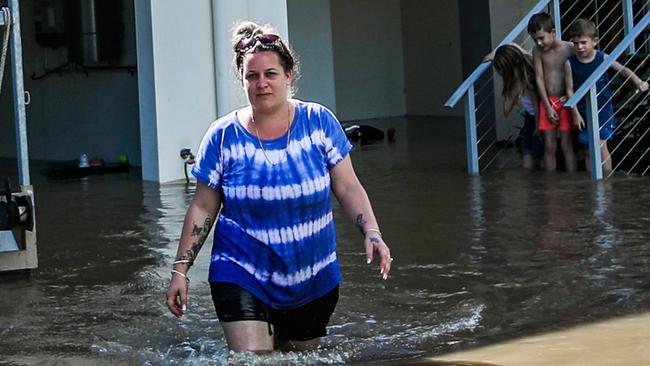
left=210, top=281, right=339, bottom=342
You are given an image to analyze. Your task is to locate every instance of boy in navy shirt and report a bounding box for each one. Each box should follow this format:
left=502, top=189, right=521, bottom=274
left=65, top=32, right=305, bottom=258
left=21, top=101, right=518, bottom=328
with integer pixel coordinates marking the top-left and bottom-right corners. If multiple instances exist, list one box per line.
left=564, top=18, right=648, bottom=174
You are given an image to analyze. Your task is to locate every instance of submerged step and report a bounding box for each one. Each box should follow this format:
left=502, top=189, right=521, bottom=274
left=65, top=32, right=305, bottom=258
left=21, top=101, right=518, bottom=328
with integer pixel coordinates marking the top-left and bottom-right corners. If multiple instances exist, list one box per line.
left=424, top=312, right=650, bottom=366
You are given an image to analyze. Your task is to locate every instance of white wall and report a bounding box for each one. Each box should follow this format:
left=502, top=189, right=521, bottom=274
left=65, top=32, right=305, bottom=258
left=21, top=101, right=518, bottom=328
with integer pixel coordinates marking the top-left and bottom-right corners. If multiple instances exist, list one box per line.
left=287, top=0, right=336, bottom=111
left=330, top=0, right=406, bottom=121
left=0, top=0, right=140, bottom=165
left=401, top=0, right=463, bottom=117
left=136, top=0, right=218, bottom=182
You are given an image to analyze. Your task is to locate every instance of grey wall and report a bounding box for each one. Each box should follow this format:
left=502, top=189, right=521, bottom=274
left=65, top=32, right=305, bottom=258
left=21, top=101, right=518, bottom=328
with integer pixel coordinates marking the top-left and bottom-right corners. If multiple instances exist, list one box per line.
left=287, top=0, right=337, bottom=111
left=0, top=0, right=141, bottom=165
left=319, top=0, right=467, bottom=120
left=401, top=0, right=463, bottom=117
left=457, top=0, right=495, bottom=140
left=459, top=1, right=493, bottom=79
left=330, top=0, right=406, bottom=121
left=489, top=0, right=536, bottom=139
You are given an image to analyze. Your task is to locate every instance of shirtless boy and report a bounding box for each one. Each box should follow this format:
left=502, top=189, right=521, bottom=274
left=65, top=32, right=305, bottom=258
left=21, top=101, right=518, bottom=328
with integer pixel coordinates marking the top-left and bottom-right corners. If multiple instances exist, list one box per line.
left=528, top=12, right=576, bottom=172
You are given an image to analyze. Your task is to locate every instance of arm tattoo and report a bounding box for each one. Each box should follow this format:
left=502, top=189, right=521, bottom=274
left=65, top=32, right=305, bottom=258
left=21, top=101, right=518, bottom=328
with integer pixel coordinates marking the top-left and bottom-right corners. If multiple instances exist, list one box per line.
left=369, top=236, right=382, bottom=244
left=176, top=216, right=213, bottom=265
left=355, top=214, right=367, bottom=234
left=191, top=224, right=203, bottom=236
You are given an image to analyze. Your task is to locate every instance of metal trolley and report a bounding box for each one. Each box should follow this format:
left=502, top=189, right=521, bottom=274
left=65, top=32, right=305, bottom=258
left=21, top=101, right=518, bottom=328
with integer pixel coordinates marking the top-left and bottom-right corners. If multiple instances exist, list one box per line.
left=1, top=1, right=38, bottom=272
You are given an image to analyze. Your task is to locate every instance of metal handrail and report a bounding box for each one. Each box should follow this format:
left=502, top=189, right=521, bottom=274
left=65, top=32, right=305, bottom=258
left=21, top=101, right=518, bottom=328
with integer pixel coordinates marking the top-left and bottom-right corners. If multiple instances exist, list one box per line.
left=444, top=0, right=553, bottom=108
left=565, top=12, right=650, bottom=108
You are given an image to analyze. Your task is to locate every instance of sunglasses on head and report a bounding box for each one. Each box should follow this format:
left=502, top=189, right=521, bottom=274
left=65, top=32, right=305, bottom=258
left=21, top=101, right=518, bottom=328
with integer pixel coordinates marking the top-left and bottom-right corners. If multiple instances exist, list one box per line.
left=235, top=33, right=281, bottom=53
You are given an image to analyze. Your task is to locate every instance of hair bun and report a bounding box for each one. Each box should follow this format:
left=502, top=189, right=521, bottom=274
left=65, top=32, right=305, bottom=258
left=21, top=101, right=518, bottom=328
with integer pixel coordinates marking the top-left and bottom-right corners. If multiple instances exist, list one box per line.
left=232, top=21, right=260, bottom=49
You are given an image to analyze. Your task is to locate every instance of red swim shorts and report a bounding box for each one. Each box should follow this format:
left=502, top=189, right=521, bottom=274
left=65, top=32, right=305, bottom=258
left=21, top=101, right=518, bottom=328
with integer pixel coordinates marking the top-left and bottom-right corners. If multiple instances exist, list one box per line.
left=539, top=96, right=573, bottom=131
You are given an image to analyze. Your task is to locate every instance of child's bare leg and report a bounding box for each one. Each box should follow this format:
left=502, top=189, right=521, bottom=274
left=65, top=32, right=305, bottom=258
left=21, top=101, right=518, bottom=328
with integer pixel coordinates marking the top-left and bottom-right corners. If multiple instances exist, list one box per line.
left=543, top=130, right=557, bottom=172
left=600, top=140, right=612, bottom=174
left=559, top=130, right=576, bottom=172
left=523, top=154, right=534, bottom=169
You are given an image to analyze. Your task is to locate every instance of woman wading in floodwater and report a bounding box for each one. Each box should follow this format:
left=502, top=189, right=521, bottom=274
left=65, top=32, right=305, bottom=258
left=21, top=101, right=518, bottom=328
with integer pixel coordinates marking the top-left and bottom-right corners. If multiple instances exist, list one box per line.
left=165, top=21, right=393, bottom=352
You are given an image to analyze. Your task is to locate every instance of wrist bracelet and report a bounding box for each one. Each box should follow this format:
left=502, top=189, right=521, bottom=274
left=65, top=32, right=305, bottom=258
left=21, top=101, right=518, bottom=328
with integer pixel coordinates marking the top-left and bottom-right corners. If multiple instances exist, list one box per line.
left=171, top=269, right=190, bottom=282
left=364, top=227, right=382, bottom=237
left=172, top=259, right=192, bottom=267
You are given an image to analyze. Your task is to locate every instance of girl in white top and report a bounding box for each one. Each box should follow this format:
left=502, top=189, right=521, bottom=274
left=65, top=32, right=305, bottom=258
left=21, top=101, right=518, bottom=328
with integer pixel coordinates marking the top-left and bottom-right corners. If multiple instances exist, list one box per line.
left=488, top=43, right=542, bottom=169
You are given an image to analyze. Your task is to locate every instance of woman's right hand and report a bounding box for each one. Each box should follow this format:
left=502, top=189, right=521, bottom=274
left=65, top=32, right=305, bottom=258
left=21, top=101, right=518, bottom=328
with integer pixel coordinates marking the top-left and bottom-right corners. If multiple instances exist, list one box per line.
left=166, top=273, right=189, bottom=318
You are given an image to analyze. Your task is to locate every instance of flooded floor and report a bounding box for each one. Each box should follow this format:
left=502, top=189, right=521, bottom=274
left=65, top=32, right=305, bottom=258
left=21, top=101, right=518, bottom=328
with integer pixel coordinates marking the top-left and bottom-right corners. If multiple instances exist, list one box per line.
left=1, top=116, right=650, bottom=365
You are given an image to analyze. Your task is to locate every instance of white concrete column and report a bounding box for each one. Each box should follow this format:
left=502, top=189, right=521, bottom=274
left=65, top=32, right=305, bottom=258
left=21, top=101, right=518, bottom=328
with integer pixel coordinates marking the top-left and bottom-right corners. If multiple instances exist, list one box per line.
left=211, top=0, right=289, bottom=117
left=135, top=0, right=218, bottom=182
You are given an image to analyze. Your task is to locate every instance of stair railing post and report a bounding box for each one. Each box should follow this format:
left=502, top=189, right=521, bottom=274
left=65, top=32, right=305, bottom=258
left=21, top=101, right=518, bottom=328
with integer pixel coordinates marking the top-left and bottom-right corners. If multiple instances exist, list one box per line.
left=623, top=0, right=636, bottom=53
left=646, top=0, right=650, bottom=53
left=552, top=0, right=562, bottom=38
left=464, top=85, right=479, bottom=174
left=585, top=85, right=603, bottom=180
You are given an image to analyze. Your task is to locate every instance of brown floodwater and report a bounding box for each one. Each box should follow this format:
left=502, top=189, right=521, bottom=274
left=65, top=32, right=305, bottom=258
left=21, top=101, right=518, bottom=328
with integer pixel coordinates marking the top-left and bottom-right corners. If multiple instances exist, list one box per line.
left=1, top=117, right=649, bottom=365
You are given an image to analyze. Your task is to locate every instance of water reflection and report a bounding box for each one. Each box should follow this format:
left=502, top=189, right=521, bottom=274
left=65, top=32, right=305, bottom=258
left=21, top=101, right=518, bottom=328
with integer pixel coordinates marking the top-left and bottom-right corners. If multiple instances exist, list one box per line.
left=536, top=178, right=585, bottom=258
left=468, top=177, right=486, bottom=257
left=1, top=119, right=650, bottom=365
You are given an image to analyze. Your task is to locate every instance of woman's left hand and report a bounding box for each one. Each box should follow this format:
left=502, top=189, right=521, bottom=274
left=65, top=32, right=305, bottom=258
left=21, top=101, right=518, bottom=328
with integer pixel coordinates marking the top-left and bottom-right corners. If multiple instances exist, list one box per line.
left=365, top=235, right=392, bottom=280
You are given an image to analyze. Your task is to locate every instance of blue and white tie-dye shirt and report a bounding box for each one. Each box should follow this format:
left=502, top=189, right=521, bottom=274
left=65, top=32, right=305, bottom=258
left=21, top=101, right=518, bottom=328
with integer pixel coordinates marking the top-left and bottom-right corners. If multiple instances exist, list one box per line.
left=192, top=100, right=353, bottom=309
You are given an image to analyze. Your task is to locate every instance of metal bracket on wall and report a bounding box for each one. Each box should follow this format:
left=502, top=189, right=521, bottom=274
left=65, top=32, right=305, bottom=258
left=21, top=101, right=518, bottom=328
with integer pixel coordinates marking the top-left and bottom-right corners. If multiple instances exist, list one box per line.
left=30, top=61, right=137, bottom=80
